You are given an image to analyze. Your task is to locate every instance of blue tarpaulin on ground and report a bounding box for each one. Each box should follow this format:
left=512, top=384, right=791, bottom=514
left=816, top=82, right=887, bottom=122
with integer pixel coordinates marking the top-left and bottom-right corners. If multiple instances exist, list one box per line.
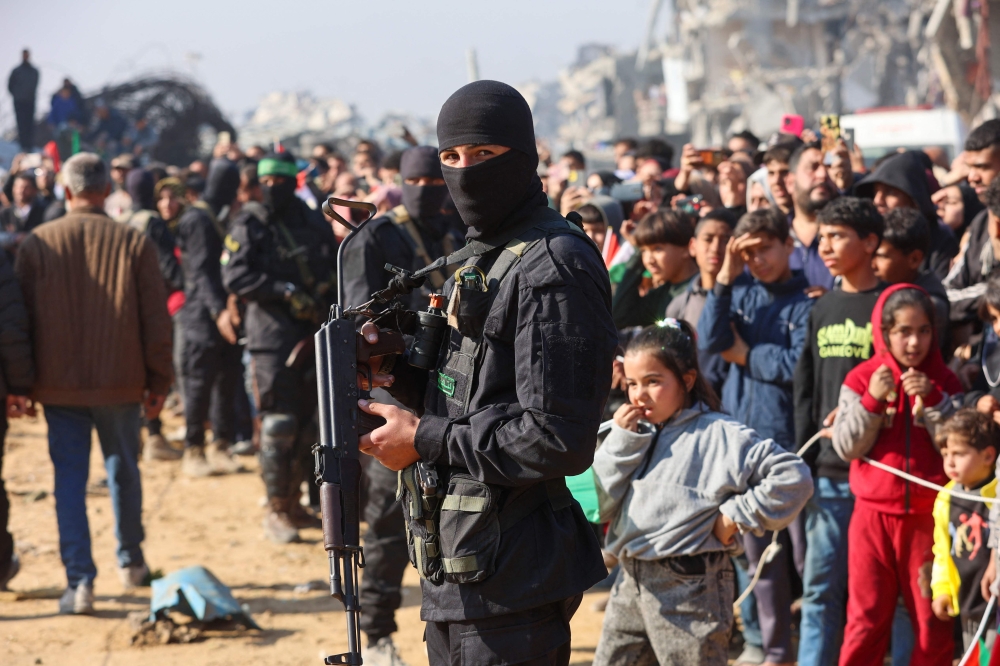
left=150, top=565, right=259, bottom=629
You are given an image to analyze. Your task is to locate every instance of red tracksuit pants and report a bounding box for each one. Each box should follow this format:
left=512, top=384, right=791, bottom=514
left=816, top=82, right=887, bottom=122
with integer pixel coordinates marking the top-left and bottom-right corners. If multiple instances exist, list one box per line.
left=838, top=503, right=953, bottom=666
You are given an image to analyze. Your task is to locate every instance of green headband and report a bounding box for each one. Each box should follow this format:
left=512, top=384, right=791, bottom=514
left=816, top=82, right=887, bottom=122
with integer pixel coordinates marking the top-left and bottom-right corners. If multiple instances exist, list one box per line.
left=258, top=158, right=299, bottom=178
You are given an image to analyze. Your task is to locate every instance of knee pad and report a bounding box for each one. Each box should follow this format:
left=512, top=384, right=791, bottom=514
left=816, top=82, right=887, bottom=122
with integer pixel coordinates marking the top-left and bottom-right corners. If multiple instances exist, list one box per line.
left=260, top=413, right=297, bottom=498
left=261, top=413, right=297, bottom=453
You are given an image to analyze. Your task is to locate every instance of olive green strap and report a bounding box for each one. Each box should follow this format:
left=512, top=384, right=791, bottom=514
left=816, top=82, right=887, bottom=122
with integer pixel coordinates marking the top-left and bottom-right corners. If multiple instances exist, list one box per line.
left=441, top=495, right=488, bottom=513
left=442, top=555, right=481, bottom=574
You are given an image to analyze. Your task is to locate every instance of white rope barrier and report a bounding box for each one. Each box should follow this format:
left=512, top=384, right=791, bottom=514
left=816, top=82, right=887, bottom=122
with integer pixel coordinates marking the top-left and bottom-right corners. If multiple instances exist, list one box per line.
left=958, top=594, right=996, bottom=666
left=599, top=417, right=995, bottom=607
left=733, top=431, right=825, bottom=608
left=862, top=457, right=993, bottom=504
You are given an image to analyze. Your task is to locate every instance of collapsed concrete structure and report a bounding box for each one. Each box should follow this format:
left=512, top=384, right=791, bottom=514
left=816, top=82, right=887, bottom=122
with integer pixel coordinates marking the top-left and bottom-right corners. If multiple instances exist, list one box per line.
left=529, top=0, right=999, bottom=149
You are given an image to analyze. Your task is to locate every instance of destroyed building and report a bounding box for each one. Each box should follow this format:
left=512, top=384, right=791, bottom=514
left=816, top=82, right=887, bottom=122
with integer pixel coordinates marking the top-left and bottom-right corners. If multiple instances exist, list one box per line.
left=529, top=0, right=999, bottom=149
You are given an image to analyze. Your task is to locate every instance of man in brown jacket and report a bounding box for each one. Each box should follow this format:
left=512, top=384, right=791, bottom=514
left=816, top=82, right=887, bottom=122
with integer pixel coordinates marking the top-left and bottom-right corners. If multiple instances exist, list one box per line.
left=15, top=152, right=173, bottom=615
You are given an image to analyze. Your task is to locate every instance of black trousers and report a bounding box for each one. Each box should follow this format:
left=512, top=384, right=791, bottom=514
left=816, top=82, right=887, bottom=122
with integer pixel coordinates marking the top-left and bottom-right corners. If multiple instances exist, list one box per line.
left=359, top=457, right=409, bottom=642
left=182, top=327, right=241, bottom=449
left=0, top=415, right=10, bottom=574
left=14, top=100, right=34, bottom=151
left=424, top=596, right=581, bottom=666
left=250, top=350, right=317, bottom=499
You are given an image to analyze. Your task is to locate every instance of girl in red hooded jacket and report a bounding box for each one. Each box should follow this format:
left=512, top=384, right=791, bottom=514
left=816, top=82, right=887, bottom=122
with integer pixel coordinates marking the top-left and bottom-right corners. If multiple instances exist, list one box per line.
left=831, top=284, right=964, bottom=666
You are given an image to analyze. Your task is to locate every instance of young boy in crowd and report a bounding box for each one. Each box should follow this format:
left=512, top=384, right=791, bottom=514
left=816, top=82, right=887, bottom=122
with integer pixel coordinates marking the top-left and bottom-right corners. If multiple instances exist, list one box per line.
left=667, top=208, right=736, bottom=395
left=793, top=196, right=885, bottom=666
left=931, top=409, right=999, bottom=652
left=610, top=209, right=698, bottom=331
left=698, top=207, right=814, bottom=666
left=872, top=208, right=950, bottom=350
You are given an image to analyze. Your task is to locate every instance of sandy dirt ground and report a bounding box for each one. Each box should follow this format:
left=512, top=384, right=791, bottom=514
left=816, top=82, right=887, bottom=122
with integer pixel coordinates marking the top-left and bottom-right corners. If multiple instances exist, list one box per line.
left=0, top=410, right=609, bottom=666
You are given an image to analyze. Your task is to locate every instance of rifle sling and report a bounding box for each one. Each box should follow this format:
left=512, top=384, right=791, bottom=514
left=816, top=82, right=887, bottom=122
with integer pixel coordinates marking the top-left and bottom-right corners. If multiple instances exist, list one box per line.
left=412, top=206, right=571, bottom=280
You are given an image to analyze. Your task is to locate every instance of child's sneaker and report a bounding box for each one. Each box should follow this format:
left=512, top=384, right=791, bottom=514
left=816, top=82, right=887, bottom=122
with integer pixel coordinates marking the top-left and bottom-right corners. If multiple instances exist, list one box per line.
left=58, top=581, right=94, bottom=615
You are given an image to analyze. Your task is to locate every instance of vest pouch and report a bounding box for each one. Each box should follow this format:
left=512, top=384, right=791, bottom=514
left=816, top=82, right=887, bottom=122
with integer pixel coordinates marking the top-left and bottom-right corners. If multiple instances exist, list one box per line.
left=438, top=474, right=501, bottom=584
left=455, top=286, right=493, bottom=339
left=398, top=465, right=444, bottom=584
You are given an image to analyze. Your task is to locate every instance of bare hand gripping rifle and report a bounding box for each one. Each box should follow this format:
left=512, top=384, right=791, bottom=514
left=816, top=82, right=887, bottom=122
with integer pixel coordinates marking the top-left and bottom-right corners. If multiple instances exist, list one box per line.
left=313, top=197, right=442, bottom=665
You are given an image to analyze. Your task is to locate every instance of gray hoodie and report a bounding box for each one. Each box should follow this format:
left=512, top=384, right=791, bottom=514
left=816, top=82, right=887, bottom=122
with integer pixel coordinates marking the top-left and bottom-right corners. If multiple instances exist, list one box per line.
left=594, top=405, right=813, bottom=560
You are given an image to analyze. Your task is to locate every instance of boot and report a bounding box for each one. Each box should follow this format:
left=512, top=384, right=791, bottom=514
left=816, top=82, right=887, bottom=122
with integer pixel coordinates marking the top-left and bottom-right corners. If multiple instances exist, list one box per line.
left=363, top=636, right=411, bottom=666
left=288, top=498, right=322, bottom=529
left=263, top=497, right=299, bottom=544
left=143, top=434, right=182, bottom=462
left=182, top=445, right=212, bottom=478
left=206, top=439, right=242, bottom=474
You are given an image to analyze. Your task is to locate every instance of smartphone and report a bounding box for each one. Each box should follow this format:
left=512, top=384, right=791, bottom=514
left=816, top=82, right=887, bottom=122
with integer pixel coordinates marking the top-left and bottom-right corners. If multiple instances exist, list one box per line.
left=675, top=194, right=704, bottom=216
left=568, top=169, right=579, bottom=185
left=19, top=153, right=43, bottom=170
left=218, top=131, right=231, bottom=145
left=609, top=181, right=644, bottom=203
left=697, top=149, right=727, bottom=168
left=781, top=114, right=805, bottom=138
left=840, top=127, right=855, bottom=152
left=820, top=114, right=841, bottom=152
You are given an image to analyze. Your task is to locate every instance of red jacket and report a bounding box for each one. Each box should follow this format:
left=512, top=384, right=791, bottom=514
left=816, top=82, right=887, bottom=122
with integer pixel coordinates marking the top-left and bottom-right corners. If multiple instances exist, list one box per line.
left=843, top=283, right=963, bottom=514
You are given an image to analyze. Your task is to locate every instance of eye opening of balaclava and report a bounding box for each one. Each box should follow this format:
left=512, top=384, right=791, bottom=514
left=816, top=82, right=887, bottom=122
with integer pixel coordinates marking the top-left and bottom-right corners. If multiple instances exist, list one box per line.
left=258, top=152, right=299, bottom=214
left=436, top=80, right=545, bottom=239
left=400, top=145, right=448, bottom=224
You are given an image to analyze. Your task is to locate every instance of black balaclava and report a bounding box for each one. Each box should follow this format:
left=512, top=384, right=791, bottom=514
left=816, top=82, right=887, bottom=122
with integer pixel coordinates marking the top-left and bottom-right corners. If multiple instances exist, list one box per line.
left=125, top=168, right=155, bottom=211
left=258, top=152, right=299, bottom=214
left=436, top=80, right=546, bottom=239
left=400, top=146, right=448, bottom=222
left=203, top=158, right=240, bottom=216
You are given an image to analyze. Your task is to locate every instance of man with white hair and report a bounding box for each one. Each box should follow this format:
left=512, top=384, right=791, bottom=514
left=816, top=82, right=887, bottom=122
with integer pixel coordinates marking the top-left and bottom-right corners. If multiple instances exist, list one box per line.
left=14, top=153, right=173, bottom=615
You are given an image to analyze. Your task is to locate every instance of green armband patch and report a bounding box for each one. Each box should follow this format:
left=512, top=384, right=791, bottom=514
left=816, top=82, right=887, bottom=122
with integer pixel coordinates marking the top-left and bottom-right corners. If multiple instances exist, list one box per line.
left=437, top=372, right=455, bottom=397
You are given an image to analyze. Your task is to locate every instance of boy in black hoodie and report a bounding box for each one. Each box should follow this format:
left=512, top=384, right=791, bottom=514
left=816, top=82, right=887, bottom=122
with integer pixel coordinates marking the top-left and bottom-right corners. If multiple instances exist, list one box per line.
left=873, top=208, right=950, bottom=350
left=854, top=150, right=958, bottom=280
left=794, top=196, right=885, bottom=666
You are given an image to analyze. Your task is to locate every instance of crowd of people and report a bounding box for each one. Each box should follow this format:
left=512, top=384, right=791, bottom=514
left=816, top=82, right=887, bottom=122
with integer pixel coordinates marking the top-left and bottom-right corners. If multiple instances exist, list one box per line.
left=2, top=49, right=1000, bottom=666
left=8, top=49, right=158, bottom=163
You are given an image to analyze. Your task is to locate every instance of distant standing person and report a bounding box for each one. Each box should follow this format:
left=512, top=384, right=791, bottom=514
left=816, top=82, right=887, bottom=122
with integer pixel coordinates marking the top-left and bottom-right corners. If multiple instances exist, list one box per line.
left=7, top=49, right=38, bottom=151
left=14, top=153, right=173, bottom=614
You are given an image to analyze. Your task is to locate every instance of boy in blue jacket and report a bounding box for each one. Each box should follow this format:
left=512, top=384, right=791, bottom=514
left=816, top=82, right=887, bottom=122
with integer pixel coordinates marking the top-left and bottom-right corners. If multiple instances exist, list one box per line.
left=698, top=206, right=815, bottom=666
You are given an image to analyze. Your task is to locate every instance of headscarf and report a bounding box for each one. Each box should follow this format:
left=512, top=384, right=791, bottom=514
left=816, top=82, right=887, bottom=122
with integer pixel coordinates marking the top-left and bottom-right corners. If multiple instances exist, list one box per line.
left=154, top=176, right=185, bottom=201
left=436, top=80, right=546, bottom=239
left=746, top=167, right=775, bottom=209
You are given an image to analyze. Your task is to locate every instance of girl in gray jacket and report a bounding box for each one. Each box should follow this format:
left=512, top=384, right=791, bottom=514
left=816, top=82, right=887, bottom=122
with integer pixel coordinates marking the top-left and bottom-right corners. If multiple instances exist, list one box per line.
left=592, top=320, right=813, bottom=666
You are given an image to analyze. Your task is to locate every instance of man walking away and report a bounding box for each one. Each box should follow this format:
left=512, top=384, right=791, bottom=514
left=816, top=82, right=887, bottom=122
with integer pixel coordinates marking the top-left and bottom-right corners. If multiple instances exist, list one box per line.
left=15, top=153, right=173, bottom=614
left=0, top=246, right=34, bottom=592
left=7, top=50, right=38, bottom=151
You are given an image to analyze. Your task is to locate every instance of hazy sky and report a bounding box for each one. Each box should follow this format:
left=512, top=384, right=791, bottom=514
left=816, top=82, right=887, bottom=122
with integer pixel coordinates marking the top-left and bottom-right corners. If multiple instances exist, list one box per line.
left=2, top=0, right=663, bottom=129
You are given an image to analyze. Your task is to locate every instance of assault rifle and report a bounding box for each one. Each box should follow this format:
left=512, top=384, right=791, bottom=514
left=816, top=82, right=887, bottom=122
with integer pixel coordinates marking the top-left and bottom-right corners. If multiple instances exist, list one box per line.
left=313, top=197, right=409, bottom=665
